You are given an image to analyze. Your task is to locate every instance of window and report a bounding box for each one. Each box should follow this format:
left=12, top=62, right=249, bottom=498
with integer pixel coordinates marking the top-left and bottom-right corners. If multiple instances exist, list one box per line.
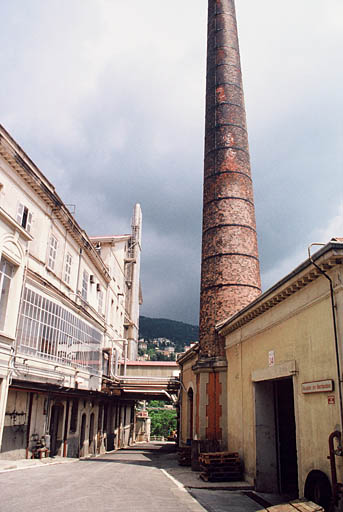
left=48, top=235, right=58, bottom=270
left=0, top=258, right=14, bottom=330
left=98, top=289, right=104, bottom=314
left=16, top=203, right=32, bottom=232
left=81, top=270, right=88, bottom=301
left=16, top=286, right=102, bottom=374
left=64, top=253, right=72, bottom=284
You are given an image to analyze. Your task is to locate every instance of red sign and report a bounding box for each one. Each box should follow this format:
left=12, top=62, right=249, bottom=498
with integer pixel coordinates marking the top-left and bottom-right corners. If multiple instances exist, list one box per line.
left=137, top=410, right=148, bottom=418
left=328, top=395, right=335, bottom=405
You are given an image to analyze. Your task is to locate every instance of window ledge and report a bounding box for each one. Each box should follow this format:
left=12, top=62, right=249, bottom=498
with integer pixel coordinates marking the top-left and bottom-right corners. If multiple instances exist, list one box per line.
left=0, top=331, right=16, bottom=344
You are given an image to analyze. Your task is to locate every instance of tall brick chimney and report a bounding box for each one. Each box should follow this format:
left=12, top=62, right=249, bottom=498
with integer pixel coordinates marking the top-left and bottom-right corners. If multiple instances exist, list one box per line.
left=200, top=0, right=261, bottom=357
left=194, top=0, right=261, bottom=447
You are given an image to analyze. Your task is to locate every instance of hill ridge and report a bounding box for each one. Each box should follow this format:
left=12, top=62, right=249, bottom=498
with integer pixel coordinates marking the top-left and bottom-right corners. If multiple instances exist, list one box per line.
left=139, top=315, right=199, bottom=352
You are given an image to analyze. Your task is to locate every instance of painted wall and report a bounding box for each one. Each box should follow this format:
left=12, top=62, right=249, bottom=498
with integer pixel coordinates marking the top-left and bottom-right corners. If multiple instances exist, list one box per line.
left=224, top=266, right=343, bottom=495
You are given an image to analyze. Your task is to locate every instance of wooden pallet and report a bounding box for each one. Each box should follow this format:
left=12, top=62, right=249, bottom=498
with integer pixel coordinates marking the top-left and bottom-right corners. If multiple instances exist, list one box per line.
left=199, top=451, right=239, bottom=462
left=199, top=451, right=243, bottom=481
left=257, top=501, right=324, bottom=512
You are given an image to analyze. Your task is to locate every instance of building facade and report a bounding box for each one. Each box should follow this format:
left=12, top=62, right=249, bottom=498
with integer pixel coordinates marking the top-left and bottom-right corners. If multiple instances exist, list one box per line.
left=218, top=242, right=343, bottom=509
left=0, top=124, right=142, bottom=459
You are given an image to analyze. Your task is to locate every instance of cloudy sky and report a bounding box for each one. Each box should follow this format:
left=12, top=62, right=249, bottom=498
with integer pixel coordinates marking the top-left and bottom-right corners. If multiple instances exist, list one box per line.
left=1, top=1, right=342, bottom=325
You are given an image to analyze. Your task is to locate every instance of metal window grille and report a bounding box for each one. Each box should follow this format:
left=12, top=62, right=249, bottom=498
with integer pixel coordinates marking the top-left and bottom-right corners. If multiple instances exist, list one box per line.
left=16, top=286, right=102, bottom=375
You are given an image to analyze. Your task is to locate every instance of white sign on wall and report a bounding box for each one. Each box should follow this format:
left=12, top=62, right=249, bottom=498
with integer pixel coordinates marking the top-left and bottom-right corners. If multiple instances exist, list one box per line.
left=268, top=351, right=275, bottom=367
left=302, top=380, right=334, bottom=394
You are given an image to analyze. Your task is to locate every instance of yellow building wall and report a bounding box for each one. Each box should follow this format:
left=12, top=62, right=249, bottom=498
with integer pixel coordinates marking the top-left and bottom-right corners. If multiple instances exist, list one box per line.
left=179, top=356, right=197, bottom=445
left=225, top=272, right=343, bottom=494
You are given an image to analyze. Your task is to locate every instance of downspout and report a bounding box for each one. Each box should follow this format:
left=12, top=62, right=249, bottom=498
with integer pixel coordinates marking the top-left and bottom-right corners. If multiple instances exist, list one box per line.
left=25, top=392, right=34, bottom=459
left=76, top=247, right=83, bottom=297
left=308, top=243, right=343, bottom=433
left=63, top=400, right=70, bottom=457
left=308, top=243, right=343, bottom=505
left=123, top=340, right=128, bottom=377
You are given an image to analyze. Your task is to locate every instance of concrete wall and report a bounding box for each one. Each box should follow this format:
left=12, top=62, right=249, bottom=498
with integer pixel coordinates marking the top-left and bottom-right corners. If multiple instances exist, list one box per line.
left=123, top=362, right=179, bottom=379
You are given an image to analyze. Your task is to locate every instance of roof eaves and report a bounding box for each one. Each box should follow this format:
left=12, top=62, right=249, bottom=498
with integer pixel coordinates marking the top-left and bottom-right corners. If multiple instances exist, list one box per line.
left=218, top=241, right=343, bottom=336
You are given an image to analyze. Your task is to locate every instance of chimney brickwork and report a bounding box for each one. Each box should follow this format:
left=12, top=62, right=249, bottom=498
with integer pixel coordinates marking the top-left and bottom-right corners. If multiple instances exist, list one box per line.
left=200, top=0, right=261, bottom=358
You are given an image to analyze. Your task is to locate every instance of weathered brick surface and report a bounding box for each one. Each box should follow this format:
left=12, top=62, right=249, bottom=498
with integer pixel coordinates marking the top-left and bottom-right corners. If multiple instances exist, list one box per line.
left=199, top=0, right=261, bottom=357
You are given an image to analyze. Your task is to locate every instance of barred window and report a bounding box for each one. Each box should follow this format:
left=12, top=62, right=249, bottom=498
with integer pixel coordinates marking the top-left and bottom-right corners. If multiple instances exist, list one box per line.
left=16, top=286, right=102, bottom=375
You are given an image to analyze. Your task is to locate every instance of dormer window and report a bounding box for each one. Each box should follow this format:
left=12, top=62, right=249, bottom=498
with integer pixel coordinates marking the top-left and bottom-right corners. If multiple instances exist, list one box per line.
left=16, top=203, right=32, bottom=232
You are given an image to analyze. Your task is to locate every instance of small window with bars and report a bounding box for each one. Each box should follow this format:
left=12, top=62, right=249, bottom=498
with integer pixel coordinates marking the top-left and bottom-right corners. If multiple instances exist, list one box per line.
left=48, top=235, right=58, bottom=270
left=64, top=253, right=72, bottom=284
left=16, top=203, right=32, bottom=232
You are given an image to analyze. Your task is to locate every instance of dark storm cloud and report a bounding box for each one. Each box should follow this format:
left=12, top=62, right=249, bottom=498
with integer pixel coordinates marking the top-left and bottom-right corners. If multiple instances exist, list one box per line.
left=1, top=0, right=342, bottom=324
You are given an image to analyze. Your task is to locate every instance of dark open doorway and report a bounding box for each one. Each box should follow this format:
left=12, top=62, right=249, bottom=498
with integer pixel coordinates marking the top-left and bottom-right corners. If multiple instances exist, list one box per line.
left=187, top=388, right=194, bottom=442
left=255, top=377, right=298, bottom=496
left=49, top=404, right=64, bottom=457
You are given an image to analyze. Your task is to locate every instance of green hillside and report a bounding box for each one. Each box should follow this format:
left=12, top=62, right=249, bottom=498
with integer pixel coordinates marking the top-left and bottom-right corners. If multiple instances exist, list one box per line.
left=139, top=316, right=198, bottom=352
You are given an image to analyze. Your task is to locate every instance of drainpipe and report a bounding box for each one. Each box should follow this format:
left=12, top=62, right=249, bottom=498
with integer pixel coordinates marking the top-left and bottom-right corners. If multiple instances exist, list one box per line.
left=308, top=243, right=343, bottom=435
left=114, top=349, right=119, bottom=377
left=63, top=400, right=70, bottom=457
left=123, top=340, right=128, bottom=377
left=25, top=392, right=34, bottom=459
left=76, top=247, right=83, bottom=297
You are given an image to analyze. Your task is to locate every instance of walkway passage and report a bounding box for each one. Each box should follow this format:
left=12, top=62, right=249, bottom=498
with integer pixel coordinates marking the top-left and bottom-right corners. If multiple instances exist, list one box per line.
left=1, top=442, right=294, bottom=512
left=0, top=443, right=205, bottom=512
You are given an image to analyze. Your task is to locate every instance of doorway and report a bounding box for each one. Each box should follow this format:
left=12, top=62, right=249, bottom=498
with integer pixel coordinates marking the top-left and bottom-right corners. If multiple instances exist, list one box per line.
left=89, top=413, right=95, bottom=455
left=49, top=404, right=64, bottom=457
left=187, top=388, right=194, bottom=441
left=255, top=378, right=298, bottom=496
left=79, top=413, right=87, bottom=456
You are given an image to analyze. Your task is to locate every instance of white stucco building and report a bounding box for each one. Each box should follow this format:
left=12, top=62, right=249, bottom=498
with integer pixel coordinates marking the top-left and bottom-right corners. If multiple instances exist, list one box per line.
left=0, top=124, right=142, bottom=459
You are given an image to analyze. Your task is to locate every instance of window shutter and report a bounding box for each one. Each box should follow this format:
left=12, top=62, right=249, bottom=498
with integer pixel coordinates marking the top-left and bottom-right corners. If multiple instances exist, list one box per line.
left=26, top=212, right=33, bottom=233
left=16, top=203, right=24, bottom=224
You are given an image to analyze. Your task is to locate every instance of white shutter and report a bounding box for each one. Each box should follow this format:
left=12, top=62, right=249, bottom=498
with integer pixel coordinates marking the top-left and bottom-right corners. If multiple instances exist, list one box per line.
left=26, top=212, right=33, bottom=233
left=16, top=203, right=24, bottom=224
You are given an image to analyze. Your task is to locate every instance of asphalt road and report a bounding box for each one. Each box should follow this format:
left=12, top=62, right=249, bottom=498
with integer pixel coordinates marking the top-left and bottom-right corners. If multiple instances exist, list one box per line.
left=0, top=443, right=270, bottom=512
left=0, top=444, right=206, bottom=512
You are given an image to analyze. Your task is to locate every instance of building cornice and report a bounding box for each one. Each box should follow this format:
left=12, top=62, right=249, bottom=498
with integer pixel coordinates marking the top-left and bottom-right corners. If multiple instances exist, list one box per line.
left=0, top=125, right=110, bottom=283
left=218, top=242, right=343, bottom=337
left=177, top=343, right=199, bottom=366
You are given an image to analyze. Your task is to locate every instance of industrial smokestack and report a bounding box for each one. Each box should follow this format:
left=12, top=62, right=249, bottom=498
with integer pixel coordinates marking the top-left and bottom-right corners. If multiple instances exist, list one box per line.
left=199, top=0, right=261, bottom=358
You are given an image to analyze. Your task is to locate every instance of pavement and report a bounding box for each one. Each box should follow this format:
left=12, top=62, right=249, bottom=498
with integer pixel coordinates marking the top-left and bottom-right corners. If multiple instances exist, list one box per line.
left=0, top=441, right=300, bottom=512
